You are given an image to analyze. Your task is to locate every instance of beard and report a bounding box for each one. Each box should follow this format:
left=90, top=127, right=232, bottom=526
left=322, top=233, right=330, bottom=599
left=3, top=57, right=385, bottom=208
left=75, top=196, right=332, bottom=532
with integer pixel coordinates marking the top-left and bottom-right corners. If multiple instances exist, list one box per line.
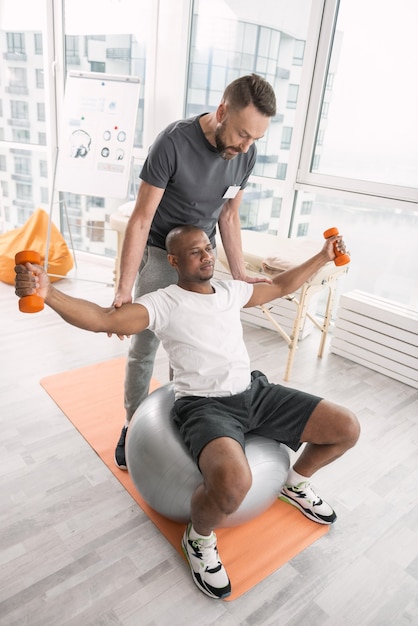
left=215, top=126, right=241, bottom=160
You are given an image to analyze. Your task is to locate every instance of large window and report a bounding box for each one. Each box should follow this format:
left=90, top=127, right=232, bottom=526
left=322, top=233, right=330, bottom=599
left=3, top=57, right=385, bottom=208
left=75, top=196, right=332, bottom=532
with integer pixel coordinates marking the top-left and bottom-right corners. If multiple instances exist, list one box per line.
left=310, top=0, right=418, bottom=191
left=186, top=0, right=417, bottom=307
left=63, top=0, right=149, bottom=149
left=186, top=0, right=313, bottom=233
left=0, top=0, right=48, bottom=228
left=295, top=0, right=418, bottom=307
left=59, top=0, right=152, bottom=255
left=0, top=0, right=417, bottom=307
left=0, top=0, right=152, bottom=257
left=292, top=190, right=418, bottom=308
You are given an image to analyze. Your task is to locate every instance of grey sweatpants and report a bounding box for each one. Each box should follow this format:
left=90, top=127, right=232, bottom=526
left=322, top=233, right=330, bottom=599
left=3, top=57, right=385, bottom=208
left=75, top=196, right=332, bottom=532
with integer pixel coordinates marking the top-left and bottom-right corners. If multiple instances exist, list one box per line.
left=124, top=245, right=178, bottom=421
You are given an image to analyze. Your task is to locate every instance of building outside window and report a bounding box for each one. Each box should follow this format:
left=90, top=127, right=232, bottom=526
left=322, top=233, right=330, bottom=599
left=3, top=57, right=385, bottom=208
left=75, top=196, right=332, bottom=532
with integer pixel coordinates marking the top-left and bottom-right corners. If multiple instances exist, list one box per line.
left=34, top=32, right=42, bottom=54
left=0, top=0, right=153, bottom=258
left=35, top=68, right=44, bottom=89
left=8, top=67, right=28, bottom=95
left=14, top=155, right=31, bottom=175
left=6, top=31, right=25, bottom=55
left=58, top=0, right=151, bottom=256
left=0, top=0, right=416, bottom=307
left=186, top=0, right=313, bottom=234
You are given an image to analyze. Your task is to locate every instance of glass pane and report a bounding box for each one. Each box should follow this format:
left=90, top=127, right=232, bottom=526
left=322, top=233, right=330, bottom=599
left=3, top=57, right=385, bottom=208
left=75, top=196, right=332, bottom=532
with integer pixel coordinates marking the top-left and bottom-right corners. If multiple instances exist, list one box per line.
left=60, top=0, right=152, bottom=256
left=0, top=0, right=47, bottom=146
left=186, top=0, right=313, bottom=186
left=63, top=0, right=151, bottom=149
left=240, top=182, right=284, bottom=235
left=0, top=0, right=50, bottom=233
left=0, top=144, right=50, bottom=229
left=292, top=190, right=418, bottom=308
left=312, top=0, right=418, bottom=189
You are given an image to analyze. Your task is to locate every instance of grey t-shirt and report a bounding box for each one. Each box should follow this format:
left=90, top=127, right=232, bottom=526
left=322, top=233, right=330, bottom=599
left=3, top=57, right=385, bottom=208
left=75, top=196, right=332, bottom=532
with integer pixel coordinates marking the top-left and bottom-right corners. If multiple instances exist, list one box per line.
left=140, top=114, right=257, bottom=249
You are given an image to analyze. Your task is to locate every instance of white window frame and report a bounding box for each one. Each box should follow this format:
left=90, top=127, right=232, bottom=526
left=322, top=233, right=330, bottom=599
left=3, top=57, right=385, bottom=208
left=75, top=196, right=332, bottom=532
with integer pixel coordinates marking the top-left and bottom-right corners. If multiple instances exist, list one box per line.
left=296, top=0, right=418, bottom=205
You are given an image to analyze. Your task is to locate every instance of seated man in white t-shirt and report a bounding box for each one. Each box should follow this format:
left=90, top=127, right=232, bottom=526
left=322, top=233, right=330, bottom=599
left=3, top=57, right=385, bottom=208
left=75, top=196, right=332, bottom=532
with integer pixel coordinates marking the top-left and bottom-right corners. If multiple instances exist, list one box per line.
left=15, top=225, right=360, bottom=601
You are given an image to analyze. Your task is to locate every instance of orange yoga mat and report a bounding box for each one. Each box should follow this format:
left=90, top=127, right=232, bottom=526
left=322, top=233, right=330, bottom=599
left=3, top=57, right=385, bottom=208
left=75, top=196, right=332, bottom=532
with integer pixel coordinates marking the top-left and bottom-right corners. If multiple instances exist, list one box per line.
left=40, top=356, right=329, bottom=601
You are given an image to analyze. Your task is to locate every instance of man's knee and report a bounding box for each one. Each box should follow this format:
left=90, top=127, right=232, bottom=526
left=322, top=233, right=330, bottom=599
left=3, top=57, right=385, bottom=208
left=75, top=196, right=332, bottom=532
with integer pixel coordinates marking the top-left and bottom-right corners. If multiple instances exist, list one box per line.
left=209, top=463, right=252, bottom=516
left=343, top=408, right=361, bottom=448
left=302, top=400, right=360, bottom=448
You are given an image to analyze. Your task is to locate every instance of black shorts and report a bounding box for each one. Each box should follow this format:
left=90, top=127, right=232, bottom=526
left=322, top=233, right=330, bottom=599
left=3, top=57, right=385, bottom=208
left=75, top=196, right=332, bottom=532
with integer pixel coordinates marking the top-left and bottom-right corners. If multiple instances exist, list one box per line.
left=172, top=370, right=322, bottom=465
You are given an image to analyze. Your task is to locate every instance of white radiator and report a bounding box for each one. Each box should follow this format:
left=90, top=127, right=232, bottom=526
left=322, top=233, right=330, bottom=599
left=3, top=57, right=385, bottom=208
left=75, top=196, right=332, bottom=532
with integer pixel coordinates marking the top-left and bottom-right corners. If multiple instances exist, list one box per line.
left=330, top=290, right=418, bottom=389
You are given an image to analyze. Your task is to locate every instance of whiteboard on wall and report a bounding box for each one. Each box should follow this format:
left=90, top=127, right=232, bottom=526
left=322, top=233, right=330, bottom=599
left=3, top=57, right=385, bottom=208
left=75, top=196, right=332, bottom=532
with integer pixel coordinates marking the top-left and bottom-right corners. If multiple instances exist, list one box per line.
left=56, top=72, right=140, bottom=198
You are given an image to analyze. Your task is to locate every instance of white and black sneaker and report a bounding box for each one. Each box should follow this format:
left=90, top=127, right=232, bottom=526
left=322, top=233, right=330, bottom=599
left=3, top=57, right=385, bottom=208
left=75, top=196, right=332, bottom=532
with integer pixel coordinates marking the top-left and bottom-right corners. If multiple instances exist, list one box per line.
left=280, top=481, right=337, bottom=525
left=114, top=426, right=128, bottom=470
left=182, top=522, right=231, bottom=599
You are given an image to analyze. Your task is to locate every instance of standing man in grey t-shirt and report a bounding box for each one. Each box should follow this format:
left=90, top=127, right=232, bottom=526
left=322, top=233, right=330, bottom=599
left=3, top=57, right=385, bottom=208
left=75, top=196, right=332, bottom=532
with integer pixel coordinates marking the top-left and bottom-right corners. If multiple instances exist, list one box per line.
left=113, top=73, right=277, bottom=470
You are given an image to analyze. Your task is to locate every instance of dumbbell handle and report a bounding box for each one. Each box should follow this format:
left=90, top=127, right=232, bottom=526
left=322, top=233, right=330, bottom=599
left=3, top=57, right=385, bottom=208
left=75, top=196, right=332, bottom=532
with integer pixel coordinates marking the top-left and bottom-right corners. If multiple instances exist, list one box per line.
left=323, top=227, right=350, bottom=266
left=15, top=250, right=44, bottom=313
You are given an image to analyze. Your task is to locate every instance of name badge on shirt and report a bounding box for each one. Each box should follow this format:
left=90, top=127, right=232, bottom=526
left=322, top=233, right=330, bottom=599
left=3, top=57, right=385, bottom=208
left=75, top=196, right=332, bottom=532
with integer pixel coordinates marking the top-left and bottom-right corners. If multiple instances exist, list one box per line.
left=223, top=185, right=241, bottom=199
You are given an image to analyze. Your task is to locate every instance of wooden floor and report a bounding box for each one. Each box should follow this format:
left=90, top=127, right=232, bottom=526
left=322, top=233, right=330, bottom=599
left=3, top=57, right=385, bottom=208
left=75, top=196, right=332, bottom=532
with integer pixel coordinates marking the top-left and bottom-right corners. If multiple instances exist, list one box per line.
left=1, top=257, right=417, bottom=626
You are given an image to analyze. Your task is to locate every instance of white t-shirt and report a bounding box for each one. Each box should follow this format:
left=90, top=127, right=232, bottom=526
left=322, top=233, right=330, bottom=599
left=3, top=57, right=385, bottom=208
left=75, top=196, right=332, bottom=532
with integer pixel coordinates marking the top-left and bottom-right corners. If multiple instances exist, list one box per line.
left=137, top=279, right=254, bottom=399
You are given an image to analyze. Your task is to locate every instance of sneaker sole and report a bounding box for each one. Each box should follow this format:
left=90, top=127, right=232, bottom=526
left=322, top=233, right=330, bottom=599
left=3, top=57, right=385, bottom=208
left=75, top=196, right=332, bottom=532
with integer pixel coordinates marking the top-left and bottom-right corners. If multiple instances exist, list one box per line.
left=181, top=538, right=231, bottom=600
left=114, top=454, right=128, bottom=471
left=279, top=494, right=336, bottom=525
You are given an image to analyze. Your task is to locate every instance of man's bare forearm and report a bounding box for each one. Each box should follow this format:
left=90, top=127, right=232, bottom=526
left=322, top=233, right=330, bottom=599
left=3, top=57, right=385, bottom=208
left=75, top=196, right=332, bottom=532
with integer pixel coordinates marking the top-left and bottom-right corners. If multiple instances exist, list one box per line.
left=45, top=286, right=115, bottom=332
left=246, top=249, right=332, bottom=308
left=116, top=181, right=165, bottom=298
left=117, top=219, right=148, bottom=294
left=218, top=197, right=247, bottom=280
left=271, top=251, right=329, bottom=295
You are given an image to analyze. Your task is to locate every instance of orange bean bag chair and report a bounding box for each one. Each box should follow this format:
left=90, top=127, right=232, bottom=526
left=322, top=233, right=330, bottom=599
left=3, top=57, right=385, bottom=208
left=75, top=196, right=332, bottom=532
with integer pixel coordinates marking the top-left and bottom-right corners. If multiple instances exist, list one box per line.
left=0, top=208, right=74, bottom=284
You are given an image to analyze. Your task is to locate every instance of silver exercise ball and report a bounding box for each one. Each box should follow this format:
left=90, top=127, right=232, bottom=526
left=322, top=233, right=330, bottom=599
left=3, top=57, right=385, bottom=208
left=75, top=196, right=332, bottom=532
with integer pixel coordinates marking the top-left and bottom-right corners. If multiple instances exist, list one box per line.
left=126, top=384, right=290, bottom=527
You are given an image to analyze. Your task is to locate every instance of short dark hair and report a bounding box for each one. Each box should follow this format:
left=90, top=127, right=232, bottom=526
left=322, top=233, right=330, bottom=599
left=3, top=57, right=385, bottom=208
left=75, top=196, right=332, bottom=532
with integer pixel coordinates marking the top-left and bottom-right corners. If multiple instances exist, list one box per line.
left=222, top=74, right=277, bottom=117
left=165, top=224, right=205, bottom=254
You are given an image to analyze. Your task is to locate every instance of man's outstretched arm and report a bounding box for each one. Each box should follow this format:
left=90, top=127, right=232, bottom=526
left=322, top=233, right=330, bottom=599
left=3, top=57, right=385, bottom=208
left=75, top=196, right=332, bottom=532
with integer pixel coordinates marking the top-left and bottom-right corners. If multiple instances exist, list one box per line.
left=15, top=262, right=149, bottom=337
left=245, top=234, right=347, bottom=308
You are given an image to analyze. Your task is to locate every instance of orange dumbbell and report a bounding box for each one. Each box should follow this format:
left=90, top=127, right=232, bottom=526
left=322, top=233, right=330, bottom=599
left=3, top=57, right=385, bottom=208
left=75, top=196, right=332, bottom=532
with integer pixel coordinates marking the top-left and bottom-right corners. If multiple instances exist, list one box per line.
left=15, top=250, right=44, bottom=313
left=323, top=227, right=350, bottom=266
